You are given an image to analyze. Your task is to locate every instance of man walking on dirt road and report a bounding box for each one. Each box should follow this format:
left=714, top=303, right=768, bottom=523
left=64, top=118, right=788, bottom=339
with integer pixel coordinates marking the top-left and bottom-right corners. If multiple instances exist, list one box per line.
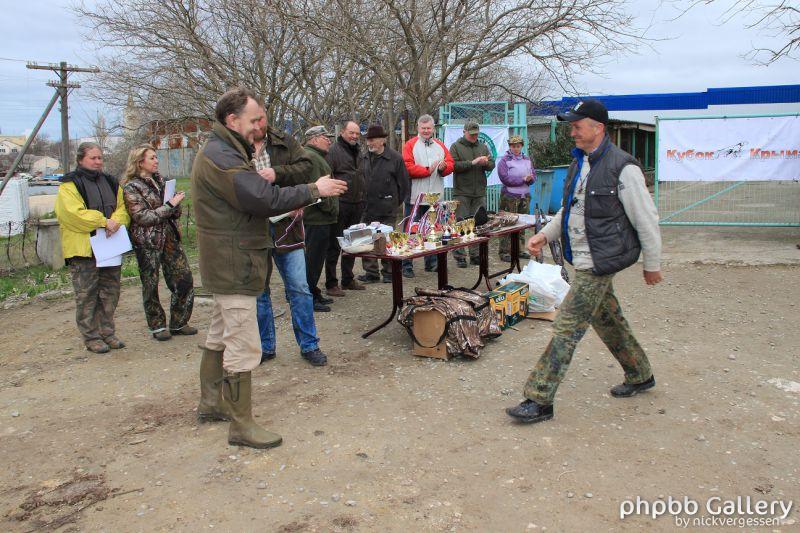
left=506, top=99, right=663, bottom=425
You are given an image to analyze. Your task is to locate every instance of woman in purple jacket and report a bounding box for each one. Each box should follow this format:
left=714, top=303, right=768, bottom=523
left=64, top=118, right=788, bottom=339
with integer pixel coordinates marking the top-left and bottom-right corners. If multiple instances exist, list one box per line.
left=496, top=135, right=535, bottom=262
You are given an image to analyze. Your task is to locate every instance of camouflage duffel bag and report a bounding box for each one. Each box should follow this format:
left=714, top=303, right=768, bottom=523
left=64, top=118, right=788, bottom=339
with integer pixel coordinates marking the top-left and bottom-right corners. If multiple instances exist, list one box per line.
left=397, top=288, right=501, bottom=358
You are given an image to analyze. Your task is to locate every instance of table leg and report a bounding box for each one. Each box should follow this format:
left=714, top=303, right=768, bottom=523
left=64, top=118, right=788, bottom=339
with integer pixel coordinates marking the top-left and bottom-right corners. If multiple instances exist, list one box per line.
left=471, top=241, right=491, bottom=291
left=362, top=259, right=404, bottom=338
left=510, top=230, right=523, bottom=273
left=437, top=250, right=449, bottom=289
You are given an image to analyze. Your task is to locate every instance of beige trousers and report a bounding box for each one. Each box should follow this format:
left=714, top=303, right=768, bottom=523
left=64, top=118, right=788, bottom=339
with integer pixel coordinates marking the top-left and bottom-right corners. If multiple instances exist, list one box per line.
left=204, top=294, right=262, bottom=372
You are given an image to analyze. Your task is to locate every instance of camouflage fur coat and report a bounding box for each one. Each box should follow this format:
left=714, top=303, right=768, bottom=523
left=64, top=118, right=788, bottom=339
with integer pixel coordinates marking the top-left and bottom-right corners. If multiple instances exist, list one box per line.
left=122, top=173, right=182, bottom=250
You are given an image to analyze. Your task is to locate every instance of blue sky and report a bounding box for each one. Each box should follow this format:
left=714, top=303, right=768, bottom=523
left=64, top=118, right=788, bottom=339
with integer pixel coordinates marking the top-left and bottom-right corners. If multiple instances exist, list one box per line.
left=1, top=0, right=797, bottom=140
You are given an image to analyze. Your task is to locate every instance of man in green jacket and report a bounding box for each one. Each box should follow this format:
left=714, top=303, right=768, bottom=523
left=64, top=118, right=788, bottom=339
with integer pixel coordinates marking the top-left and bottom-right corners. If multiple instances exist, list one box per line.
left=450, top=121, right=495, bottom=267
left=191, top=87, right=346, bottom=449
left=252, top=110, right=330, bottom=367
left=302, top=126, right=340, bottom=311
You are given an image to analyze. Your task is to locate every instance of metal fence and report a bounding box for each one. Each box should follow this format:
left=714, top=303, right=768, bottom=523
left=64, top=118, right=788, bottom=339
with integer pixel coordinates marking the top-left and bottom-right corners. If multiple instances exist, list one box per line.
left=0, top=210, right=198, bottom=274
left=655, top=113, right=800, bottom=227
left=439, top=101, right=527, bottom=212
left=0, top=220, right=43, bottom=271
left=655, top=180, right=800, bottom=226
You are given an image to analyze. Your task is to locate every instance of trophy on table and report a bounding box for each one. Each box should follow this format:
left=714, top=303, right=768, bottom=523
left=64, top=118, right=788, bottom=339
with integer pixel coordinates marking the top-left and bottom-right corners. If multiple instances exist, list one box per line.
left=425, top=209, right=439, bottom=243
left=466, top=218, right=476, bottom=239
left=388, top=231, right=401, bottom=254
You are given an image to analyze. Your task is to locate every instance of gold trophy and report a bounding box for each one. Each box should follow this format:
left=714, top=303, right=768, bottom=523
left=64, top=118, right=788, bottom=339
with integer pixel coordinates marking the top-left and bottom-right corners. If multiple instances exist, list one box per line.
left=424, top=192, right=441, bottom=206
left=388, top=231, right=401, bottom=254
left=466, top=218, right=476, bottom=239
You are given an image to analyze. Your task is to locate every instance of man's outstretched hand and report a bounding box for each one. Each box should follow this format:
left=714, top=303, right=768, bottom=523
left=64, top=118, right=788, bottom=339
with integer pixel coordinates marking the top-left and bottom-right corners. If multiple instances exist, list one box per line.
left=315, top=175, right=348, bottom=197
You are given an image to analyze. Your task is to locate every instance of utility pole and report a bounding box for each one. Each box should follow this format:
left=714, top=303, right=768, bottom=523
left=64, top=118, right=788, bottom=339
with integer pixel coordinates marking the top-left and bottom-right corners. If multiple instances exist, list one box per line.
left=26, top=61, right=100, bottom=176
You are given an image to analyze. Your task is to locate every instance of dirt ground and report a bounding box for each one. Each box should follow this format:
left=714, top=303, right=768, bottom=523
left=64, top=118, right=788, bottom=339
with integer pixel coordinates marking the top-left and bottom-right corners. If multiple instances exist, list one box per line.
left=1, top=229, right=799, bottom=532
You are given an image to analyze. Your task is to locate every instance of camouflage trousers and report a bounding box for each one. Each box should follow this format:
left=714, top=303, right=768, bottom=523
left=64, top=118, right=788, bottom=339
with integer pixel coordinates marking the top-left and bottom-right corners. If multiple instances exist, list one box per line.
left=133, top=231, right=194, bottom=333
left=498, top=195, right=530, bottom=256
left=523, top=270, right=652, bottom=405
left=68, top=257, right=121, bottom=344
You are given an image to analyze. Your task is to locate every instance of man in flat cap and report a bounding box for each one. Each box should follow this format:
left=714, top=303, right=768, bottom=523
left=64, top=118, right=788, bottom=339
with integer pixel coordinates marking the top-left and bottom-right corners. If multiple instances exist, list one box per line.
left=302, top=126, right=339, bottom=312
left=358, top=124, right=410, bottom=283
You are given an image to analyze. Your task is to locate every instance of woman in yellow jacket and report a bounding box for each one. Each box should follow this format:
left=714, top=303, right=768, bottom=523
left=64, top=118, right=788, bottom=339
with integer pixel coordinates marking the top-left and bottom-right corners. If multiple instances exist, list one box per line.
left=55, top=142, right=130, bottom=353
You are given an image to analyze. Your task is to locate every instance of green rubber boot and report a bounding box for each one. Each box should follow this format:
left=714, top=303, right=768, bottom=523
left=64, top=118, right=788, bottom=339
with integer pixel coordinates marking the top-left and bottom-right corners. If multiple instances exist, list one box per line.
left=223, top=371, right=283, bottom=449
left=197, top=348, right=231, bottom=423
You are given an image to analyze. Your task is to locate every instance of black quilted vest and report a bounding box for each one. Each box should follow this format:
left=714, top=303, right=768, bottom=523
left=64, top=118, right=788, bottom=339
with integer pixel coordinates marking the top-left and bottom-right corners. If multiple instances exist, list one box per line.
left=561, top=135, right=642, bottom=276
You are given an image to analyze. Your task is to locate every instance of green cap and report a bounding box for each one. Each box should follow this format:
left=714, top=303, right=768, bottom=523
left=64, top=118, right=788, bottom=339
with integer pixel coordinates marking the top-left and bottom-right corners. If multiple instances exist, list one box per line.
left=464, top=121, right=480, bottom=134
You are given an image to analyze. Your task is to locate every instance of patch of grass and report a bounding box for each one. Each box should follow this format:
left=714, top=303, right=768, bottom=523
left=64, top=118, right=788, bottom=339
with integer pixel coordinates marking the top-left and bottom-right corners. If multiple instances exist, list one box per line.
left=121, top=254, right=140, bottom=278
left=0, top=264, right=70, bottom=301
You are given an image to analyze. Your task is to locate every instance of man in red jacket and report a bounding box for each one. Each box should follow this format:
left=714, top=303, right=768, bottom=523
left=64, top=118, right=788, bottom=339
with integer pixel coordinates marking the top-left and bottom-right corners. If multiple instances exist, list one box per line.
left=401, top=114, right=454, bottom=277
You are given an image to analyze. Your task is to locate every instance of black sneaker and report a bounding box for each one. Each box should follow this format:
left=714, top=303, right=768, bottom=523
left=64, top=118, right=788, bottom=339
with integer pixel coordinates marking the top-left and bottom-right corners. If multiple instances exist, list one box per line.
left=357, top=274, right=381, bottom=284
left=499, top=253, right=512, bottom=262
left=403, top=269, right=415, bottom=278
left=610, top=376, right=655, bottom=398
left=382, top=276, right=392, bottom=283
left=313, top=300, right=331, bottom=312
left=260, top=351, right=276, bottom=365
left=505, top=399, right=554, bottom=424
left=317, top=295, right=334, bottom=304
left=456, top=258, right=468, bottom=268
left=301, top=349, right=328, bottom=366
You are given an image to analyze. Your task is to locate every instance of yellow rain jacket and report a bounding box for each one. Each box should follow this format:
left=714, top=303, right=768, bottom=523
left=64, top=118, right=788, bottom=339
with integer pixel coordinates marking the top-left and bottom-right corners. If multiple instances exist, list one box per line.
left=54, top=178, right=130, bottom=261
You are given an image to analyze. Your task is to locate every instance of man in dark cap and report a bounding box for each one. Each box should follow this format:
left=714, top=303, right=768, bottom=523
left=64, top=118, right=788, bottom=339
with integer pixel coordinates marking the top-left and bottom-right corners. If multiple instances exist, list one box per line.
left=449, top=120, right=495, bottom=267
left=302, top=126, right=339, bottom=312
left=505, top=99, right=663, bottom=425
left=357, top=124, right=410, bottom=283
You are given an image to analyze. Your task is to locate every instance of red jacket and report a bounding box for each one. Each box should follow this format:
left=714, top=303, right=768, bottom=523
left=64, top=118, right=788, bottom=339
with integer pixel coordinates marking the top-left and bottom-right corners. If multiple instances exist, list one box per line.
left=402, top=136, right=454, bottom=179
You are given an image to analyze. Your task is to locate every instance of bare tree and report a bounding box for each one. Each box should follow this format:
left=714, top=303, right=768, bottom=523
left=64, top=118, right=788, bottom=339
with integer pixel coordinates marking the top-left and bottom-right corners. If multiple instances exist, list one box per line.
left=74, top=0, right=645, bottom=138
left=678, top=1, right=800, bottom=64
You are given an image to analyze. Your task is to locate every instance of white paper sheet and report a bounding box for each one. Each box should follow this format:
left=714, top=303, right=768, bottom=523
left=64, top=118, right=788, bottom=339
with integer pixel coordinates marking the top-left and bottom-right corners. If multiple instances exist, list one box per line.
left=96, top=254, right=123, bottom=267
left=90, top=225, right=133, bottom=262
left=268, top=198, right=322, bottom=223
left=163, top=179, right=176, bottom=204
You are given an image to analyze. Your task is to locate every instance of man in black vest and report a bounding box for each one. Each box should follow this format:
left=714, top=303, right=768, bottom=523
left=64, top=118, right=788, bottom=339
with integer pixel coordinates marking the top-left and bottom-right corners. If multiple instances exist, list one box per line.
left=506, top=99, right=663, bottom=424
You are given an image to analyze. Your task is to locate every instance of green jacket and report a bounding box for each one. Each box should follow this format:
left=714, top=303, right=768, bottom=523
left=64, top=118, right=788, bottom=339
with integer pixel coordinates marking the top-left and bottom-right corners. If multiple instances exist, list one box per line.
left=265, top=128, right=313, bottom=254
left=450, top=136, right=496, bottom=198
left=302, top=145, right=339, bottom=226
left=191, top=122, right=319, bottom=296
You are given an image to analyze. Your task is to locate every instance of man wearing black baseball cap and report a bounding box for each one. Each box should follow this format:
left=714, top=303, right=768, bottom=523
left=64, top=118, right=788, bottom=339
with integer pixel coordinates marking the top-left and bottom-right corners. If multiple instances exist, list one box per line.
left=505, top=98, right=664, bottom=425
left=556, top=98, right=609, bottom=124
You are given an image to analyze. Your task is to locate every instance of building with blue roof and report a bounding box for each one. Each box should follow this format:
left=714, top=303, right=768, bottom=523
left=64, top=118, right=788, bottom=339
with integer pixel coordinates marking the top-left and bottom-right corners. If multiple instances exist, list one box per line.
left=529, top=84, right=800, bottom=169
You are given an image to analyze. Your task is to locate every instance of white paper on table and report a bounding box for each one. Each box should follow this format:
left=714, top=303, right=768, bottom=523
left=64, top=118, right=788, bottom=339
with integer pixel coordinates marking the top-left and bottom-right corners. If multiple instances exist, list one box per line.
left=90, top=225, right=133, bottom=262
left=163, top=179, right=176, bottom=204
left=96, top=254, right=123, bottom=267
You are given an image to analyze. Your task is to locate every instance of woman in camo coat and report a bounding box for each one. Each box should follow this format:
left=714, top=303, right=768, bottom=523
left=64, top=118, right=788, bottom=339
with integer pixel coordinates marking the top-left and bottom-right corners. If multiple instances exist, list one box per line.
left=122, top=145, right=195, bottom=341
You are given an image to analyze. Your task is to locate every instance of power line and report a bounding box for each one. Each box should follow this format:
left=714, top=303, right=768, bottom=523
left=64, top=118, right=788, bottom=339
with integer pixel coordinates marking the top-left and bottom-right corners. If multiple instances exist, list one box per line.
left=1, top=61, right=100, bottom=195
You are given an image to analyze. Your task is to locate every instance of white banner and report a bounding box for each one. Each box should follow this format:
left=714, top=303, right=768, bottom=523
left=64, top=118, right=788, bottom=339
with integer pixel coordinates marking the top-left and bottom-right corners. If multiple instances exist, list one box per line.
left=443, top=125, right=508, bottom=187
left=658, top=115, right=800, bottom=181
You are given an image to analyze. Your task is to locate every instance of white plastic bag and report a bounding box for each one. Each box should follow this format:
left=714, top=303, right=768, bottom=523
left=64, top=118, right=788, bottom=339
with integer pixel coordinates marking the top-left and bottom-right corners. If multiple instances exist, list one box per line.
left=500, top=261, right=570, bottom=312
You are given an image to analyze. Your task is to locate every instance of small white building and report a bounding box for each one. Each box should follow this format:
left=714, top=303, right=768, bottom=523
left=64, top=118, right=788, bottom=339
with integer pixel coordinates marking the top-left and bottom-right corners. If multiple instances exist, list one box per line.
left=31, top=156, right=61, bottom=176
left=0, top=139, right=23, bottom=156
